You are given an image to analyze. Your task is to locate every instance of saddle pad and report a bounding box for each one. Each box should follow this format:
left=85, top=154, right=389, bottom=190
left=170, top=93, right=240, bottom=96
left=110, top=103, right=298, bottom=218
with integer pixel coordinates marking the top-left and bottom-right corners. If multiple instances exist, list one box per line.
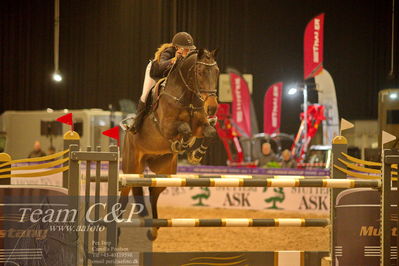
left=151, top=77, right=167, bottom=110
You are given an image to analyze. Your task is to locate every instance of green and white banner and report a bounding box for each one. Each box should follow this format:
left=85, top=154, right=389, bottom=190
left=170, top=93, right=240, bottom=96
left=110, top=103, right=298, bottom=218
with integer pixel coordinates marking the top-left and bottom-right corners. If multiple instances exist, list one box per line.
left=159, top=186, right=329, bottom=213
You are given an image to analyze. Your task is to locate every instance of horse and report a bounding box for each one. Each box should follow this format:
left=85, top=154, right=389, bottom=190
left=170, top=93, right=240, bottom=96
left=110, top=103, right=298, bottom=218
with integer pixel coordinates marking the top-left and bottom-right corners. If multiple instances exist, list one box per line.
left=120, top=49, right=219, bottom=240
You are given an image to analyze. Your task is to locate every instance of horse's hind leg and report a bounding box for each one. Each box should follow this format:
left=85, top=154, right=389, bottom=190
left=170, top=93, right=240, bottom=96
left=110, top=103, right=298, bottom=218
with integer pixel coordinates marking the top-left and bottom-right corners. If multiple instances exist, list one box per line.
left=119, top=160, right=148, bottom=218
left=118, top=166, right=148, bottom=243
left=132, top=187, right=148, bottom=217
left=118, top=137, right=148, bottom=242
left=146, top=187, right=165, bottom=240
left=146, top=153, right=178, bottom=240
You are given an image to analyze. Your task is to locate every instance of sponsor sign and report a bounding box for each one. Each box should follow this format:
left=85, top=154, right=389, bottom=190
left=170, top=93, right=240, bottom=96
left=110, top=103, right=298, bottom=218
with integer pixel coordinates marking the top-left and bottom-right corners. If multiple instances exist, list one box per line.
left=159, top=186, right=329, bottom=213
left=304, top=13, right=325, bottom=79
left=264, top=82, right=283, bottom=134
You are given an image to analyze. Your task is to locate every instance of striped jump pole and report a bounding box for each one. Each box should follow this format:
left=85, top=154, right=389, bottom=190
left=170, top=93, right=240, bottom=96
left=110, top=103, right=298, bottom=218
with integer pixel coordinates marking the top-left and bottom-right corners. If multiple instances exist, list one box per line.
left=119, top=174, right=330, bottom=179
left=118, top=218, right=329, bottom=228
left=119, top=176, right=381, bottom=189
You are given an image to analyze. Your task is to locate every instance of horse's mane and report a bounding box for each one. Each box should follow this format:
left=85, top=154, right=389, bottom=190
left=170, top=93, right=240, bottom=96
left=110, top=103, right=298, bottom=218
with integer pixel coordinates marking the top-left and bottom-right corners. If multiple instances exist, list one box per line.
left=169, top=50, right=198, bottom=76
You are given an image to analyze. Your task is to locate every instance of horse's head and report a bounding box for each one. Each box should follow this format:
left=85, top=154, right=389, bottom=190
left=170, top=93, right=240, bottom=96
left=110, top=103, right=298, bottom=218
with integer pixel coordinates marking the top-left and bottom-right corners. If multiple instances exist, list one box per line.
left=196, top=49, right=219, bottom=116
left=177, top=49, right=219, bottom=116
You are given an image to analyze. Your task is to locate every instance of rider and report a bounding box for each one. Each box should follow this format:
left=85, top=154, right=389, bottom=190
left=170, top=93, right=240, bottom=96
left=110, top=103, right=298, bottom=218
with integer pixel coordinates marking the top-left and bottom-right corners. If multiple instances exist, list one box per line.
left=129, top=32, right=196, bottom=133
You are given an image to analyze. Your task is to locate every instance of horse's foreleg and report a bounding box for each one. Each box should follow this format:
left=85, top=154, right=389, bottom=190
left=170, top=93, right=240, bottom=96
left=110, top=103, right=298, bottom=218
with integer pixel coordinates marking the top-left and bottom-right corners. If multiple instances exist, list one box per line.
left=178, top=122, right=194, bottom=149
left=203, top=124, right=217, bottom=139
left=171, top=122, right=194, bottom=152
left=188, top=125, right=216, bottom=164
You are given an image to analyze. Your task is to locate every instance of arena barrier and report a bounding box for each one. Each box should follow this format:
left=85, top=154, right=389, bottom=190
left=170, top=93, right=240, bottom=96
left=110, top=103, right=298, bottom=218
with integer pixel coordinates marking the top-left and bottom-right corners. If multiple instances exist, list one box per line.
left=66, top=133, right=395, bottom=265
left=333, top=148, right=398, bottom=180
left=329, top=135, right=397, bottom=266
left=0, top=131, right=80, bottom=266
left=67, top=142, right=335, bottom=264
left=0, top=130, right=396, bottom=266
left=71, top=134, right=395, bottom=266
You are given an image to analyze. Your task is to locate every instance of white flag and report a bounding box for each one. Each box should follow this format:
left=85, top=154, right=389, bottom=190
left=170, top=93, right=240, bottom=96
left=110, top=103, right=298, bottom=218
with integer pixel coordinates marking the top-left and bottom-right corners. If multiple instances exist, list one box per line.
left=382, top=131, right=396, bottom=145
left=340, top=118, right=354, bottom=133
left=315, top=69, right=339, bottom=144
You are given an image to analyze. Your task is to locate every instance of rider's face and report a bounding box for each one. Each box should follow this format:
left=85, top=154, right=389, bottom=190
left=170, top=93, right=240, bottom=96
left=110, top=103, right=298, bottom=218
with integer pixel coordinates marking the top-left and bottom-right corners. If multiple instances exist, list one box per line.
left=177, top=48, right=190, bottom=57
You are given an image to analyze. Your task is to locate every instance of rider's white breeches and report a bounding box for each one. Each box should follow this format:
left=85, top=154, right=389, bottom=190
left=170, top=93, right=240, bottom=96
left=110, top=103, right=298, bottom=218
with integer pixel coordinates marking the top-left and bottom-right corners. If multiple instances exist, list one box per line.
left=140, top=61, right=156, bottom=102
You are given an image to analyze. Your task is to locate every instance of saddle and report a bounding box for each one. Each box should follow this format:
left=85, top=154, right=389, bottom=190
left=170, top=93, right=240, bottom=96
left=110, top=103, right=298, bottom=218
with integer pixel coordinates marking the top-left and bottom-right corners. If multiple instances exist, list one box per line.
left=149, top=77, right=167, bottom=111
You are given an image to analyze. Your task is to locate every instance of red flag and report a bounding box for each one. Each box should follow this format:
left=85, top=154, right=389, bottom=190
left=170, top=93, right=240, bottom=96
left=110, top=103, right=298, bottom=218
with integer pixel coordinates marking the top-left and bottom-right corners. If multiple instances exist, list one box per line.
left=56, top=113, right=73, bottom=125
left=304, top=13, right=325, bottom=80
left=102, top=126, right=120, bottom=146
left=230, top=73, right=251, bottom=137
left=56, top=113, right=73, bottom=131
left=263, top=82, right=283, bottom=134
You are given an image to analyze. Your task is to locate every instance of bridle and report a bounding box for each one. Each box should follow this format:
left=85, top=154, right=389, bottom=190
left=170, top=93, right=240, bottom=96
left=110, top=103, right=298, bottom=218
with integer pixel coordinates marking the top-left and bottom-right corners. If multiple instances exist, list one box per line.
left=151, top=51, right=219, bottom=147
left=164, top=51, right=218, bottom=110
left=194, top=60, right=219, bottom=100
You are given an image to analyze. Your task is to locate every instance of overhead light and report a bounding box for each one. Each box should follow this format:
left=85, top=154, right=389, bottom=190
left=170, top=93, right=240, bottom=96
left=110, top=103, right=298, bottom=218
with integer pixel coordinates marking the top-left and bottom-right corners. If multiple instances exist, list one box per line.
left=389, top=93, right=398, bottom=100
left=52, top=72, right=62, bottom=82
left=288, top=88, right=298, bottom=95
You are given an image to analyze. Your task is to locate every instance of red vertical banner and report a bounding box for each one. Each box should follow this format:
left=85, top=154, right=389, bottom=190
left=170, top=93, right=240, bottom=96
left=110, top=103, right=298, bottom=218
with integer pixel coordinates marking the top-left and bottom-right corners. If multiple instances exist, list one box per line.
left=230, top=73, right=252, bottom=137
left=216, top=103, right=230, bottom=117
left=304, top=13, right=325, bottom=80
left=263, top=82, right=283, bottom=134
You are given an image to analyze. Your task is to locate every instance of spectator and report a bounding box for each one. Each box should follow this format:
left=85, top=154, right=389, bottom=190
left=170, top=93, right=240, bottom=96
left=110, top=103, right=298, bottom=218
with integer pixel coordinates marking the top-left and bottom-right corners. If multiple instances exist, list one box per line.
left=28, top=141, right=46, bottom=158
left=47, top=146, right=56, bottom=155
left=280, top=149, right=297, bottom=168
left=257, top=142, right=280, bottom=167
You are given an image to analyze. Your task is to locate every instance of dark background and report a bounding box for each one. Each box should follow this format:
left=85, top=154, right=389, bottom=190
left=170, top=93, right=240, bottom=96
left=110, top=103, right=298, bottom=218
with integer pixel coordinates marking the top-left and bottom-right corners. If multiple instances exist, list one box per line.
left=1, top=0, right=398, bottom=134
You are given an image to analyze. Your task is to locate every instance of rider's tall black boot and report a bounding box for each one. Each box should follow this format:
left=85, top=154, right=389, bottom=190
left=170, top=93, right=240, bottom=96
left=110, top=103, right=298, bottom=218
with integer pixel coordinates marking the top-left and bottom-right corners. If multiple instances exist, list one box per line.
left=130, top=100, right=147, bottom=134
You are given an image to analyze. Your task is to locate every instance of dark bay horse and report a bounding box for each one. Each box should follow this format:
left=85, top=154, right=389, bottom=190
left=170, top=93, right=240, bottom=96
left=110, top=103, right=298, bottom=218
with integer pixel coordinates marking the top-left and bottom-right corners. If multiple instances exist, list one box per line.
left=120, top=49, right=219, bottom=240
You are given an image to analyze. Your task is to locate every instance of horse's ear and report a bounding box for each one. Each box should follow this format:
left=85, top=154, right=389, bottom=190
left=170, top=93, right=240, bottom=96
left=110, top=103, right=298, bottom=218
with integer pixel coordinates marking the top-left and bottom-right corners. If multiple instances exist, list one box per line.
left=198, top=48, right=204, bottom=59
left=211, top=48, right=219, bottom=59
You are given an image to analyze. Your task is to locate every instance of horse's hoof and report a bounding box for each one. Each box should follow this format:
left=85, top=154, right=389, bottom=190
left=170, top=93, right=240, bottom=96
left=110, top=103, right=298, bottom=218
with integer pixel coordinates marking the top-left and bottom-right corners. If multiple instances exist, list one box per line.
left=171, top=140, right=183, bottom=153
left=187, top=151, right=202, bottom=165
left=146, top=228, right=158, bottom=241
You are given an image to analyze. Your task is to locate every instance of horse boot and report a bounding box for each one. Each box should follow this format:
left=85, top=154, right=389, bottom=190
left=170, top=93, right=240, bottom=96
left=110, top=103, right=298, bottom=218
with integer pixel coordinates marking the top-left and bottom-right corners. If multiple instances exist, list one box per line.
left=208, top=115, right=218, bottom=127
left=130, top=100, right=147, bottom=134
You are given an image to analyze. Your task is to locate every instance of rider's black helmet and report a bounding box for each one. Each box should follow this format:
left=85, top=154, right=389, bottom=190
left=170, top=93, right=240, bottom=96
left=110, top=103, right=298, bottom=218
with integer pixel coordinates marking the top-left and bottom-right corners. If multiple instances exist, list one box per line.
left=172, top=32, right=196, bottom=49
